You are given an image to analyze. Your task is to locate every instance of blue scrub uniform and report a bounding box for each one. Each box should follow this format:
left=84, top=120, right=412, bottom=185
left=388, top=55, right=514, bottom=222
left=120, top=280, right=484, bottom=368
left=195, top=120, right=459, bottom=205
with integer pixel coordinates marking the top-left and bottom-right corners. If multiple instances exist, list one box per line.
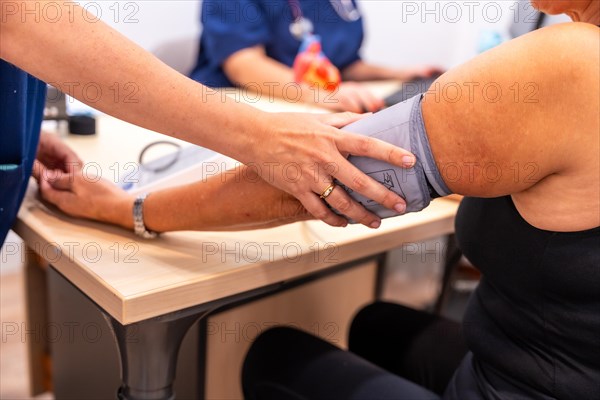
left=0, top=60, right=46, bottom=246
left=191, top=0, right=363, bottom=87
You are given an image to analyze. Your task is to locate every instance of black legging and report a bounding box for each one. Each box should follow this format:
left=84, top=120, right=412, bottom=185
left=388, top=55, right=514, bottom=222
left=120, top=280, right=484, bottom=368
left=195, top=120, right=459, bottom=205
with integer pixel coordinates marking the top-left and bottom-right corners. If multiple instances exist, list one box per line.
left=242, top=302, right=468, bottom=400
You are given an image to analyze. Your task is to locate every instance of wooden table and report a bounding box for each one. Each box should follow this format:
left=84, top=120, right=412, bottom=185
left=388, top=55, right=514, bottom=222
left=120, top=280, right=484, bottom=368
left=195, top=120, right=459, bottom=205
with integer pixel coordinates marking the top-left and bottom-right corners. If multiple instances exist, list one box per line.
left=15, top=83, right=460, bottom=399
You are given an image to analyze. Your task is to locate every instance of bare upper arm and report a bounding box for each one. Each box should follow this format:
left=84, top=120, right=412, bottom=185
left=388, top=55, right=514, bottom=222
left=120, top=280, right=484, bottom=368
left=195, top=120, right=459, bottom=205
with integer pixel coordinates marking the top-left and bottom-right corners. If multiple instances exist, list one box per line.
left=422, top=23, right=599, bottom=195
left=422, top=22, right=599, bottom=230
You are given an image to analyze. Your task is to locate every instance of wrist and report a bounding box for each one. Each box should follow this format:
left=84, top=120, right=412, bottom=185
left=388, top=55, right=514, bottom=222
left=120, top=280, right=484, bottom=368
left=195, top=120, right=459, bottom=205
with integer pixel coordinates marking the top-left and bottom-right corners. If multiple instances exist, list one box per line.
left=224, top=104, right=270, bottom=165
left=298, top=84, right=341, bottom=111
left=132, top=193, right=159, bottom=238
left=298, top=83, right=318, bottom=104
left=103, top=194, right=135, bottom=230
left=238, top=109, right=273, bottom=164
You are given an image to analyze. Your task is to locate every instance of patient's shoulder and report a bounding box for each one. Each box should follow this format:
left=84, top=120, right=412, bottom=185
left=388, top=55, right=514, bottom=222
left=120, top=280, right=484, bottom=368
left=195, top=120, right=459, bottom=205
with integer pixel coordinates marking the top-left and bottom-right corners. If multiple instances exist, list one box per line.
left=507, top=22, right=600, bottom=108
left=521, top=22, right=599, bottom=60
left=542, top=21, right=599, bottom=36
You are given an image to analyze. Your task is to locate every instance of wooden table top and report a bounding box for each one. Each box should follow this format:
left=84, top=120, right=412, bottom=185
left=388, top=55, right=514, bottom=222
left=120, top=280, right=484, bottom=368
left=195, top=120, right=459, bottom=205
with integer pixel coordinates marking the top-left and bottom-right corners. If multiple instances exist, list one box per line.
left=14, top=82, right=461, bottom=324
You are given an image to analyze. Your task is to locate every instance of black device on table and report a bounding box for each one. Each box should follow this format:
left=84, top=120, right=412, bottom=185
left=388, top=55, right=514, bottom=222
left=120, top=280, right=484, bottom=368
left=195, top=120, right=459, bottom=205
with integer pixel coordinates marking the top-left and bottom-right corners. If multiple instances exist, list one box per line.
left=384, top=73, right=442, bottom=107
left=44, top=86, right=96, bottom=135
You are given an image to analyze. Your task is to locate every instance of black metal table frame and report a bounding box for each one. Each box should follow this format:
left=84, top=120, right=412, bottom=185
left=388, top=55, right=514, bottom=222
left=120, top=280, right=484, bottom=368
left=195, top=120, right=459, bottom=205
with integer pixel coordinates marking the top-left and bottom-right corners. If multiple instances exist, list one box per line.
left=57, top=254, right=390, bottom=400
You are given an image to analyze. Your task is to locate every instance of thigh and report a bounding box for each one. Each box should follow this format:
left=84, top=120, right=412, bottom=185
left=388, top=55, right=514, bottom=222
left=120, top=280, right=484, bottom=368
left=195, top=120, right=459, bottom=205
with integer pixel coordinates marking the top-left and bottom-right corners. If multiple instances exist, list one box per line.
left=349, top=302, right=468, bottom=395
left=242, top=326, right=440, bottom=400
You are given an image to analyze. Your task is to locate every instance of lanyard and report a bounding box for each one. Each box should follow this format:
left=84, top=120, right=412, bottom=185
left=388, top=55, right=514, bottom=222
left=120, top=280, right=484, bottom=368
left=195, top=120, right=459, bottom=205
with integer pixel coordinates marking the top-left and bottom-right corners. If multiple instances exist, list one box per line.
left=287, top=0, right=303, bottom=21
left=288, top=0, right=313, bottom=40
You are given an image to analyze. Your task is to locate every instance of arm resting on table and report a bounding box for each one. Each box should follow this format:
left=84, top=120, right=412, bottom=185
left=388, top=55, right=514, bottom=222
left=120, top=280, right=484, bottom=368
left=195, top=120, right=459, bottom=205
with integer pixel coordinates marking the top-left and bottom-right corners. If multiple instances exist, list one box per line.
left=34, top=163, right=311, bottom=232
left=35, top=23, right=599, bottom=233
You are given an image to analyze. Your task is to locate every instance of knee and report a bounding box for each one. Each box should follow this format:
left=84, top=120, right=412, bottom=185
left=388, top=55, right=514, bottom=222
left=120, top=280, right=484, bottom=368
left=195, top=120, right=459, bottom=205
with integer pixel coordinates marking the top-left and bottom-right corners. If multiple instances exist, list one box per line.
left=349, top=302, right=430, bottom=354
left=348, top=302, right=385, bottom=354
left=242, top=326, right=336, bottom=400
left=242, top=326, right=298, bottom=389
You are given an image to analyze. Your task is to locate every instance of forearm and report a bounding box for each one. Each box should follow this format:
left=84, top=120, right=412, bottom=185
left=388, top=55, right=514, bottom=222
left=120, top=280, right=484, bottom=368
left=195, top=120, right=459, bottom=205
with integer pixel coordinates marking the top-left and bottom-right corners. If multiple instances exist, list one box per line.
left=0, top=1, right=262, bottom=162
left=107, top=166, right=311, bottom=232
left=223, top=46, right=318, bottom=104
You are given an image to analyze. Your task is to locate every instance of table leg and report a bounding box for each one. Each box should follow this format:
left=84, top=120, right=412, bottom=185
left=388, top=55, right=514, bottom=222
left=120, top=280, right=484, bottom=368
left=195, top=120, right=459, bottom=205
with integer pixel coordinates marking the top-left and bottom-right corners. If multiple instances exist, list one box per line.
left=433, top=234, right=463, bottom=314
left=106, top=311, right=210, bottom=400
left=23, top=247, right=51, bottom=395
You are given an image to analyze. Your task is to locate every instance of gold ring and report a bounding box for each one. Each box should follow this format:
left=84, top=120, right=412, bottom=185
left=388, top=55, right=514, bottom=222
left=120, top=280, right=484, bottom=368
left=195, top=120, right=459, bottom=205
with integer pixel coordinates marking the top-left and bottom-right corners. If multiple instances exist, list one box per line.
left=319, top=183, right=336, bottom=199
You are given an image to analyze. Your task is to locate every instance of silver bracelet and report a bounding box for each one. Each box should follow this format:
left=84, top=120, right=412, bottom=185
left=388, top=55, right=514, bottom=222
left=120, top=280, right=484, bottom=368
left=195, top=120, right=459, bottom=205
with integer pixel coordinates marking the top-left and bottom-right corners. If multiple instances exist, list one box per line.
left=133, top=193, right=158, bottom=239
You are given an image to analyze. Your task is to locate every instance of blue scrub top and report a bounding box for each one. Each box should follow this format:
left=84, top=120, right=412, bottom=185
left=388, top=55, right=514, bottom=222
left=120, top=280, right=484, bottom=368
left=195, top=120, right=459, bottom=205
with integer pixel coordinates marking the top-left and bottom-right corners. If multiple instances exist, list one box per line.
left=191, top=0, right=364, bottom=87
left=0, top=60, right=46, bottom=246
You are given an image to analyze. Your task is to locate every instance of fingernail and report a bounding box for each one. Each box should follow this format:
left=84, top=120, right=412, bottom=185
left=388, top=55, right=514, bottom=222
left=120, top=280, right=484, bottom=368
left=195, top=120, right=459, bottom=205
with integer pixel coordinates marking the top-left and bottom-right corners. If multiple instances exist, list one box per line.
left=394, top=203, right=406, bottom=213
left=402, top=156, right=415, bottom=167
left=370, top=220, right=381, bottom=229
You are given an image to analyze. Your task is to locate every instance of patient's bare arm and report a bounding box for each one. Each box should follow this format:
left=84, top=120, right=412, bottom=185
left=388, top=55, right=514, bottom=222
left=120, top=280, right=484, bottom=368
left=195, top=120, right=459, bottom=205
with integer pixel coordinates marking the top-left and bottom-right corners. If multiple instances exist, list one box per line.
left=422, top=23, right=599, bottom=231
left=35, top=24, right=599, bottom=233
left=142, top=166, right=311, bottom=232
left=34, top=164, right=311, bottom=232
left=326, top=23, right=598, bottom=231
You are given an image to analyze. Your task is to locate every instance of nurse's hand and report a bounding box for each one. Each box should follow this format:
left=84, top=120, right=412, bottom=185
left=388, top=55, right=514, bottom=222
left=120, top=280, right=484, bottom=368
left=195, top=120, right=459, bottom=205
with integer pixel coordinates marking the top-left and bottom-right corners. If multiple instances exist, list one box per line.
left=250, top=111, right=416, bottom=229
left=36, top=132, right=83, bottom=173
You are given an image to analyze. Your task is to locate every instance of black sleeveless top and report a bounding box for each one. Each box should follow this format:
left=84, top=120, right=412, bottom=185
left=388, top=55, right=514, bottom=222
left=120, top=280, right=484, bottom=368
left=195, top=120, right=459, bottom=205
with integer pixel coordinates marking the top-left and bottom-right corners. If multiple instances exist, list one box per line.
left=445, top=196, right=600, bottom=399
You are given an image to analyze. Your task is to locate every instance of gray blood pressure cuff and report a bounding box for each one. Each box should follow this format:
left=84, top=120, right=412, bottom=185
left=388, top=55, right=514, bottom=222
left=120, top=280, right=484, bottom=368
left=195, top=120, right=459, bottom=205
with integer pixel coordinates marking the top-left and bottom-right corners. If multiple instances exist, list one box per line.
left=338, top=94, right=452, bottom=219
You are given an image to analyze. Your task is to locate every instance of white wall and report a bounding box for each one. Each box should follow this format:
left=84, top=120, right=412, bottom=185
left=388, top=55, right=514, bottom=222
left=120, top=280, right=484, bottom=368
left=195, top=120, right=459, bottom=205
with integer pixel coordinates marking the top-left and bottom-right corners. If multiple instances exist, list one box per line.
left=79, top=0, right=202, bottom=51
left=358, top=0, right=514, bottom=68
left=358, top=0, right=569, bottom=68
left=85, top=0, right=523, bottom=70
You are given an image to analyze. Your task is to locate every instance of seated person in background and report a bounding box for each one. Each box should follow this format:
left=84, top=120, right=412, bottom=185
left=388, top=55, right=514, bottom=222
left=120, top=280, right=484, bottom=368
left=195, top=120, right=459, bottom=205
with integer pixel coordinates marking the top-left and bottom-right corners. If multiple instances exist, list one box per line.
left=190, top=0, right=439, bottom=113
left=37, top=1, right=599, bottom=398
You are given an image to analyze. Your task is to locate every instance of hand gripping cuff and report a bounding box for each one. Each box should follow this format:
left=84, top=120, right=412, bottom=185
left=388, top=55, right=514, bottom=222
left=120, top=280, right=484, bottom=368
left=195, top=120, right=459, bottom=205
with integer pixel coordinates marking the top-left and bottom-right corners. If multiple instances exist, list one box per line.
left=337, top=94, right=452, bottom=220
